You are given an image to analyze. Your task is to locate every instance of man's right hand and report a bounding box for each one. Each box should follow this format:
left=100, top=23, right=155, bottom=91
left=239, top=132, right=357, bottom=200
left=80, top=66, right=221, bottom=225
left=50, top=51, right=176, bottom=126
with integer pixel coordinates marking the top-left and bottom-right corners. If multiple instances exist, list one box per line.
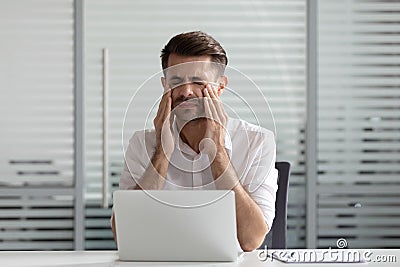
left=153, top=89, right=174, bottom=158
left=135, top=90, right=173, bottom=190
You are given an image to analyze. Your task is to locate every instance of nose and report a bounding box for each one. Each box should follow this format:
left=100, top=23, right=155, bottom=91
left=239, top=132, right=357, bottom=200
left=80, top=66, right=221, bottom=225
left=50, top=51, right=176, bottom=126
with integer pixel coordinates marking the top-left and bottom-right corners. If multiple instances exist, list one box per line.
left=175, top=82, right=195, bottom=98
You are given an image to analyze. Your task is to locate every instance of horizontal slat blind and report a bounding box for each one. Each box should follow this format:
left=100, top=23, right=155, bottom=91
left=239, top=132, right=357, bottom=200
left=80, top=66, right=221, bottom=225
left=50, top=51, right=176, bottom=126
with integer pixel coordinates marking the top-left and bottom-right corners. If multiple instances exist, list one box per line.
left=0, top=0, right=75, bottom=187
left=84, top=0, right=306, bottom=249
left=317, top=0, right=400, bottom=248
left=0, top=193, right=74, bottom=250
left=0, top=0, right=75, bottom=250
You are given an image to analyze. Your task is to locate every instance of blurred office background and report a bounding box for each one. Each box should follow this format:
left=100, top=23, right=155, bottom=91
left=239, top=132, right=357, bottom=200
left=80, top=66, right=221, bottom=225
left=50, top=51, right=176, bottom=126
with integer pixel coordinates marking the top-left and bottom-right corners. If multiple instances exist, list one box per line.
left=0, top=0, right=399, bottom=250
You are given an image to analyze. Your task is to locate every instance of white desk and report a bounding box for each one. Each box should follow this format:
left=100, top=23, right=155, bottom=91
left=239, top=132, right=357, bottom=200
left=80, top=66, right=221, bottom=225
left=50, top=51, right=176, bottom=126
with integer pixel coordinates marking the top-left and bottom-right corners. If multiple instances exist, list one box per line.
left=0, top=249, right=398, bottom=267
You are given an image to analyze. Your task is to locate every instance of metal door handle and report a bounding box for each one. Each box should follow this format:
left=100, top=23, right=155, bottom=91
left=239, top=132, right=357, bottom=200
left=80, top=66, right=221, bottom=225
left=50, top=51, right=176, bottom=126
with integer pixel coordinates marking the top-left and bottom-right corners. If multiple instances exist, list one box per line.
left=102, top=48, right=109, bottom=209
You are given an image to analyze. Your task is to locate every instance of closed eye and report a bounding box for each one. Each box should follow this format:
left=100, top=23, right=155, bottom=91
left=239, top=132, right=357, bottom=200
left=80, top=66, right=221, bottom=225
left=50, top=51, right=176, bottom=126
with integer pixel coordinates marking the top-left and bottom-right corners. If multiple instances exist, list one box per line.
left=168, top=76, right=183, bottom=86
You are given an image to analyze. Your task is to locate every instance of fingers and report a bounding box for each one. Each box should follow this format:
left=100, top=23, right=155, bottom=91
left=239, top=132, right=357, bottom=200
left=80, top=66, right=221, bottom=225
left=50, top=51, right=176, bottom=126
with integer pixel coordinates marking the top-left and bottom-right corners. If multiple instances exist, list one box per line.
left=154, top=89, right=172, bottom=128
left=203, top=84, right=227, bottom=125
left=162, top=90, right=172, bottom=115
left=156, top=89, right=170, bottom=117
left=208, top=84, right=227, bottom=124
left=206, top=83, right=218, bottom=99
left=169, top=108, right=175, bottom=131
left=204, top=85, right=219, bottom=122
left=164, top=90, right=172, bottom=117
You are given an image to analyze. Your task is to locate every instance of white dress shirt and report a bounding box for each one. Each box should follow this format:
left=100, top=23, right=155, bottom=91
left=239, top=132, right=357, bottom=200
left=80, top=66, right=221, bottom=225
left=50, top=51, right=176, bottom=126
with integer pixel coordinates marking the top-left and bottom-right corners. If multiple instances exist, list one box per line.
left=119, top=118, right=278, bottom=229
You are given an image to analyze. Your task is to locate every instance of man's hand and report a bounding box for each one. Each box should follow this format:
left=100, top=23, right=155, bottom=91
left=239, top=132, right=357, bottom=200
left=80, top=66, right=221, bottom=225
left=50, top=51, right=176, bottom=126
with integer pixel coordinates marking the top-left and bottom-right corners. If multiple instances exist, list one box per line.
left=134, top=90, right=173, bottom=190
left=153, top=89, right=174, bottom=158
left=200, top=84, right=228, bottom=157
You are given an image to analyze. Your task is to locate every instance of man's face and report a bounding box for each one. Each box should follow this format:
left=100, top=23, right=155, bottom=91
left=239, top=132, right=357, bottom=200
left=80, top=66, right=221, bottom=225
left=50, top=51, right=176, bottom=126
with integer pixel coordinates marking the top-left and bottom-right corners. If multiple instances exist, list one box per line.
left=162, top=54, right=221, bottom=122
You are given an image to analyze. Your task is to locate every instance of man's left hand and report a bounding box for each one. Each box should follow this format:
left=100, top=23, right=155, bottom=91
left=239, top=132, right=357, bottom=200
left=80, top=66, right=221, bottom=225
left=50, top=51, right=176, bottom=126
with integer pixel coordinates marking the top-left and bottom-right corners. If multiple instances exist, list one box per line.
left=200, top=83, right=228, bottom=158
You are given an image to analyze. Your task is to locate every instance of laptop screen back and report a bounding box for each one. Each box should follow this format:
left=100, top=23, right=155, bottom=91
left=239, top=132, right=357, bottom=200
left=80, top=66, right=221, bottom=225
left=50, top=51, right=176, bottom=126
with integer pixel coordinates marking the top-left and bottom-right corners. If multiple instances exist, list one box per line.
left=113, top=190, right=237, bottom=262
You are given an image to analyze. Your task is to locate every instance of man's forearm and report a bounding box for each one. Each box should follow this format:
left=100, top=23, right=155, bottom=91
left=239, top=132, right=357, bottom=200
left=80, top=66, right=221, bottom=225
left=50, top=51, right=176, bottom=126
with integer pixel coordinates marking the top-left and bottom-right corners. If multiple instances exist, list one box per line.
left=135, top=147, right=170, bottom=190
left=231, top=183, right=268, bottom=251
left=209, top=149, right=268, bottom=251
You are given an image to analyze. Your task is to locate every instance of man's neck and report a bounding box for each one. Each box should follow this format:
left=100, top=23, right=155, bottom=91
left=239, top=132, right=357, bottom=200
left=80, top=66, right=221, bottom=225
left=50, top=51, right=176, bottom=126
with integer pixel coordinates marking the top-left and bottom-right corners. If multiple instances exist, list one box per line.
left=177, top=118, right=207, bottom=154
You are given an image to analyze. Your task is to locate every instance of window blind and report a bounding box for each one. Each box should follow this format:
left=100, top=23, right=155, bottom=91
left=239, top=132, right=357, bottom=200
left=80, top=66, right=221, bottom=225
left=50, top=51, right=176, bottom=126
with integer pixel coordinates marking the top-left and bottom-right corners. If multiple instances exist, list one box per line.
left=0, top=192, right=74, bottom=250
left=0, top=0, right=75, bottom=250
left=317, top=0, right=400, bottom=248
left=0, top=0, right=75, bottom=187
left=84, top=0, right=306, bottom=249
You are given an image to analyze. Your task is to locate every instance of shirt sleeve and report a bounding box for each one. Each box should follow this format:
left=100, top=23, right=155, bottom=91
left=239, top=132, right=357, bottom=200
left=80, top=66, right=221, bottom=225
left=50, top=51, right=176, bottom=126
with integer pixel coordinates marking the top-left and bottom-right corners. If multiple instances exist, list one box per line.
left=119, top=131, right=152, bottom=190
left=241, top=130, right=278, bottom=230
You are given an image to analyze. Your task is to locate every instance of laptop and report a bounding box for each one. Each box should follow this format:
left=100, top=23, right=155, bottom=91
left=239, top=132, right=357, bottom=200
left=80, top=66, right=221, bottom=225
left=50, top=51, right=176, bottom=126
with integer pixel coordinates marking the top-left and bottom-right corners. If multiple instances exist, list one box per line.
left=113, top=190, right=238, bottom=262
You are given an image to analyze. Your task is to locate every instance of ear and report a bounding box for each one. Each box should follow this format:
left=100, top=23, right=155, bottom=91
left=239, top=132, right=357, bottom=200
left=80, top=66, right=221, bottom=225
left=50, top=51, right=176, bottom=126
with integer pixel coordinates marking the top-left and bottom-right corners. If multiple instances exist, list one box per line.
left=217, top=76, right=228, bottom=97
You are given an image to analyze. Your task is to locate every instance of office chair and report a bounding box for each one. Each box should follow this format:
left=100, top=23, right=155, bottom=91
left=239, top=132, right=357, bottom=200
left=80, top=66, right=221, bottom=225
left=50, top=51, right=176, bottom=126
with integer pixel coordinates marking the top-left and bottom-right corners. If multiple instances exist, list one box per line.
left=259, top=161, right=291, bottom=249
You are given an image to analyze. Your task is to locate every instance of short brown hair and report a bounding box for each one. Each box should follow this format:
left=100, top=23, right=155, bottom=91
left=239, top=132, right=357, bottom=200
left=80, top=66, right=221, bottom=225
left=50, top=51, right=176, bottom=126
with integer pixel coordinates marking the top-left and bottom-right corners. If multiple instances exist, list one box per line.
left=161, top=31, right=228, bottom=70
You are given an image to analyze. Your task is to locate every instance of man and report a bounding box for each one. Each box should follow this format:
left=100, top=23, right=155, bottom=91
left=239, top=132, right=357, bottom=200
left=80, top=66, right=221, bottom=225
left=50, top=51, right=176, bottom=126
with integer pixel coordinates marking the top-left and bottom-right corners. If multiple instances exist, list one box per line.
left=112, top=31, right=278, bottom=252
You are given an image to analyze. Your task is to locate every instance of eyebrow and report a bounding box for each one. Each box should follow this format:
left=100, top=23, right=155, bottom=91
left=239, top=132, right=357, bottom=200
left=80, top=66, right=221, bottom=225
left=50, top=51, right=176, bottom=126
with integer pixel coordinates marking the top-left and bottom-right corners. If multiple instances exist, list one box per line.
left=169, top=76, right=183, bottom=81
left=191, top=76, right=203, bottom=81
left=169, top=75, right=205, bottom=81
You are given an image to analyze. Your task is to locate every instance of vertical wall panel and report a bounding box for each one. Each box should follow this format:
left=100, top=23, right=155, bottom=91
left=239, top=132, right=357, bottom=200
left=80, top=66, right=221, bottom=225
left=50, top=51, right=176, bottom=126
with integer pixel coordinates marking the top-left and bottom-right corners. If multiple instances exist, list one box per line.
left=317, top=0, right=400, bottom=248
left=0, top=0, right=75, bottom=250
left=0, top=0, right=75, bottom=187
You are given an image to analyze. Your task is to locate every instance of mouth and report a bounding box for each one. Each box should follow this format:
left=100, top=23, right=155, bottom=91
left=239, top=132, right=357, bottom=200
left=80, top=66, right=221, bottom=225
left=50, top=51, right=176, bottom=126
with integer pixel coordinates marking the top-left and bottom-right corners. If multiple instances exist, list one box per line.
left=174, top=99, right=199, bottom=109
left=177, top=102, right=197, bottom=108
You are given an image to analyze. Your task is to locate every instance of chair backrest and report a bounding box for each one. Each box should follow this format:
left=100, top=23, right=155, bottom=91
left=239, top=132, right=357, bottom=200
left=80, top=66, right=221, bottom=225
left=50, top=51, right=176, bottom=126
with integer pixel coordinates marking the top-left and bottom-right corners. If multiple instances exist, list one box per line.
left=259, top=161, right=291, bottom=249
